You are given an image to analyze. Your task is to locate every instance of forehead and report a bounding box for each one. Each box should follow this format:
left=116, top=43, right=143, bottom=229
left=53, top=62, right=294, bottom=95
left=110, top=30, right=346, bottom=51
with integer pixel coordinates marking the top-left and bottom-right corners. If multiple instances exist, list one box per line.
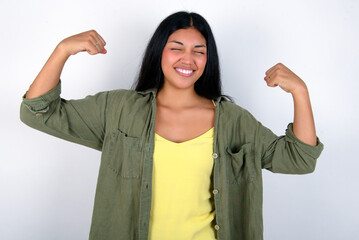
left=167, top=28, right=206, bottom=45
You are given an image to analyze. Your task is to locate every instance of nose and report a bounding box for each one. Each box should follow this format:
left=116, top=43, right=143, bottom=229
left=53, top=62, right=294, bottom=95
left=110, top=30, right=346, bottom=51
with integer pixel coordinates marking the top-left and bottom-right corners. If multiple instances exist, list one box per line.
left=180, top=51, right=194, bottom=65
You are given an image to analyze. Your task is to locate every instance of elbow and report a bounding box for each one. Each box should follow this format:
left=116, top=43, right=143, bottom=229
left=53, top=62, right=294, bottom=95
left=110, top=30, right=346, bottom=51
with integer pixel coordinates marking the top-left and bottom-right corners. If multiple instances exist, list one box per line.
left=301, top=164, right=316, bottom=174
left=20, top=103, right=30, bottom=125
left=19, top=102, right=43, bottom=129
left=293, top=157, right=317, bottom=174
left=270, top=153, right=318, bottom=174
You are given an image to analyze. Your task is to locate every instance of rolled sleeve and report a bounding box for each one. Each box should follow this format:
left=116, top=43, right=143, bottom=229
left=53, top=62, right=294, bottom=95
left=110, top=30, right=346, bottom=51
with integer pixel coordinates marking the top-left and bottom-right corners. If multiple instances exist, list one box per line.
left=261, top=123, right=324, bottom=174
left=20, top=80, right=109, bottom=151
left=285, top=123, right=324, bottom=159
left=22, top=81, right=61, bottom=113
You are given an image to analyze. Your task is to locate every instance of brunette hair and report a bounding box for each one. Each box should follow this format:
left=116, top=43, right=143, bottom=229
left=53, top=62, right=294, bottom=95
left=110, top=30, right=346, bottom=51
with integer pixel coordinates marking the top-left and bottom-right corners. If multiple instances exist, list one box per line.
left=133, top=11, right=222, bottom=100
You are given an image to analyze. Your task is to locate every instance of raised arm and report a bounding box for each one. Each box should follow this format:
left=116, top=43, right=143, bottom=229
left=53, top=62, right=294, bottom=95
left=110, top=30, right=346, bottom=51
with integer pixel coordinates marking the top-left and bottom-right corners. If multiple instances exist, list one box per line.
left=26, top=30, right=107, bottom=99
left=21, top=30, right=109, bottom=151
left=264, top=63, right=317, bottom=146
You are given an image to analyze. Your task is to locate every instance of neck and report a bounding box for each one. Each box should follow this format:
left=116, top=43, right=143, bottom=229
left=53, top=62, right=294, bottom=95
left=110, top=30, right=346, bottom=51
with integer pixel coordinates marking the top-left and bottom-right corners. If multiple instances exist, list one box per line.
left=156, top=83, right=202, bottom=108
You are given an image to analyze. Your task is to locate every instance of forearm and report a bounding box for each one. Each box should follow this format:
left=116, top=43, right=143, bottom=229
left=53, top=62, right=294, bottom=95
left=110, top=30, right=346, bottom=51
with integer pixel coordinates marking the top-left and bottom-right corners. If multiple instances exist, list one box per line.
left=264, top=63, right=318, bottom=146
left=292, top=86, right=317, bottom=146
left=25, top=30, right=106, bottom=99
left=26, top=44, right=70, bottom=99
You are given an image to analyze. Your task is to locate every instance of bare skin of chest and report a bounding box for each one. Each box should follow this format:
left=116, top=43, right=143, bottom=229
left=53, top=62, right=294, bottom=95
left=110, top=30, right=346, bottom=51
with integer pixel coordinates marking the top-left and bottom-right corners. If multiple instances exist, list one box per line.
left=155, top=101, right=215, bottom=143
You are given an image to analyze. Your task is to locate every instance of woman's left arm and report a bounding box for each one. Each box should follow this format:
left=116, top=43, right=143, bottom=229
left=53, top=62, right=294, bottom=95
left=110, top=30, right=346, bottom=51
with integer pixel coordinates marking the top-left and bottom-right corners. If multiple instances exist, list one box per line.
left=264, top=63, right=317, bottom=146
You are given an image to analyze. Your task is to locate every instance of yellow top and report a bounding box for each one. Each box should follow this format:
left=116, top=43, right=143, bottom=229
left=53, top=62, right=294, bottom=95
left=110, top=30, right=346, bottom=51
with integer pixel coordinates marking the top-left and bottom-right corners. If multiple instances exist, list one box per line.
left=148, top=127, right=216, bottom=240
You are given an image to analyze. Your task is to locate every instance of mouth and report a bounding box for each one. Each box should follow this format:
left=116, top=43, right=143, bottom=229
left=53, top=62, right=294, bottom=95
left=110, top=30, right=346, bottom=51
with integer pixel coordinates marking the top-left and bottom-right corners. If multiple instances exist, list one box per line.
left=175, top=67, right=195, bottom=77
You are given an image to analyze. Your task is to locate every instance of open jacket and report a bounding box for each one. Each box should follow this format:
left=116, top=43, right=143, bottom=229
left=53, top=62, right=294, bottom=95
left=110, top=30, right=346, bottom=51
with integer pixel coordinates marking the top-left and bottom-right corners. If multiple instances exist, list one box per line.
left=20, top=82, right=323, bottom=240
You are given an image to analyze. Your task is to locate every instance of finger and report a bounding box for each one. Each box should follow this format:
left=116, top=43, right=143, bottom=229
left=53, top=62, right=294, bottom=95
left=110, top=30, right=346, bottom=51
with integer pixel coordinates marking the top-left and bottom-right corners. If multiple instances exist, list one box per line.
left=85, top=38, right=100, bottom=55
left=264, top=67, right=275, bottom=81
left=265, top=63, right=280, bottom=75
left=88, top=30, right=106, bottom=52
left=89, top=35, right=103, bottom=53
left=265, top=77, right=279, bottom=87
left=264, top=73, right=274, bottom=81
left=94, top=41, right=103, bottom=52
left=97, top=34, right=106, bottom=46
left=86, top=30, right=103, bottom=49
left=265, top=65, right=275, bottom=76
left=95, top=34, right=107, bottom=54
left=87, top=38, right=106, bottom=54
left=265, top=67, right=281, bottom=82
left=93, top=34, right=105, bottom=48
left=267, top=65, right=279, bottom=77
left=86, top=45, right=99, bottom=55
left=265, top=63, right=284, bottom=78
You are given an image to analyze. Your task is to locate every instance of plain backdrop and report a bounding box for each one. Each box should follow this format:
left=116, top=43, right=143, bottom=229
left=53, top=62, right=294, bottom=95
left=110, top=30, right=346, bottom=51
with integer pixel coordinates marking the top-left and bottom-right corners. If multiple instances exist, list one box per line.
left=1, top=0, right=358, bottom=239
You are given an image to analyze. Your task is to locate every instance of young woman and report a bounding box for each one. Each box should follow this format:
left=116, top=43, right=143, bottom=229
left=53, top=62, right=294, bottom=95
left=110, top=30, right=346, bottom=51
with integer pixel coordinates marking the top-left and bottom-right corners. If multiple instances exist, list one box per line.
left=20, top=11, right=323, bottom=240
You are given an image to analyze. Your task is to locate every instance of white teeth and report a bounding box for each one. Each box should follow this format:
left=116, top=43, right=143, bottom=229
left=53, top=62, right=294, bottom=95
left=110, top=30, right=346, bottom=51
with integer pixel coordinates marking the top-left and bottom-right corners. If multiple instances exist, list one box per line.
left=176, top=68, right=193, bottom=74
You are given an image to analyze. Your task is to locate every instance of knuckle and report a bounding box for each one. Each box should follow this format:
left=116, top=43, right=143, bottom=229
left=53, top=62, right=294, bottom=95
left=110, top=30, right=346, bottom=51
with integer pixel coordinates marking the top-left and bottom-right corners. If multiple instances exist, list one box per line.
left=88, top=30, right=97, bottom=37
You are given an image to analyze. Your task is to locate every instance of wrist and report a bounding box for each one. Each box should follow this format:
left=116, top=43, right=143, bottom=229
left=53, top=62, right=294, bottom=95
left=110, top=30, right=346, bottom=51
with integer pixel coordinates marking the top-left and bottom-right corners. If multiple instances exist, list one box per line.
left=291, top=83, right=308, bottom=98
left=54, top=41, right=72, bottom=59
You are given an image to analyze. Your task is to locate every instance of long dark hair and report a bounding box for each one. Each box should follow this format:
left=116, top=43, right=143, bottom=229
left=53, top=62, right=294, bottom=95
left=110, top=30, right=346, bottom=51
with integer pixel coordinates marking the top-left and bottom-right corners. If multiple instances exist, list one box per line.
left=133, top=11, right=222, bottom=100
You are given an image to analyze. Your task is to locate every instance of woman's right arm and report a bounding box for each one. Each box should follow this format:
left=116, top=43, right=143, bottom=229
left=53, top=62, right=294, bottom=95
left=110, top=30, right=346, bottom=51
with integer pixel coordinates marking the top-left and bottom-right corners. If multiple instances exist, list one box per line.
left=26, top=30, right=107, bottom=99
left=21, top=30, right=109, bottom=151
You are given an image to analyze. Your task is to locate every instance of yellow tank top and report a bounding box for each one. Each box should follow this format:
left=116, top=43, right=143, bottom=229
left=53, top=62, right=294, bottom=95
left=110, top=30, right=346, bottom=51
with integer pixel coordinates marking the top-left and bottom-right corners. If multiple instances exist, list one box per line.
left=148, top=128, right=216, bottom=240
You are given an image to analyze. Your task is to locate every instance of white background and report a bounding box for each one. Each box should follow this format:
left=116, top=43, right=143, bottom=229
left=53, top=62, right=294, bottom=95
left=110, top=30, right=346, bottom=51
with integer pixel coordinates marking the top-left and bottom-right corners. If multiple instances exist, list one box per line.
left=1, top=0, right=358, bottom=239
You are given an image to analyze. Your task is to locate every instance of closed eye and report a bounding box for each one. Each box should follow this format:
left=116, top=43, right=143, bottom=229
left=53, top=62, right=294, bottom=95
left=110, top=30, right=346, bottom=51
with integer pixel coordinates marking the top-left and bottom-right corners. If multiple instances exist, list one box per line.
left=195, top=51, right=205, bottom=55
left=170, top=48, right=182, bottom=51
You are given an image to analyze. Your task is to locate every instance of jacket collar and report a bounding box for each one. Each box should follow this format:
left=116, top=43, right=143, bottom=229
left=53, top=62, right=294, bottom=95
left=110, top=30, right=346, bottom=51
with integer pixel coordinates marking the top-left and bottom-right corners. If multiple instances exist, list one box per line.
left=137, top=88, right=157, bottom=96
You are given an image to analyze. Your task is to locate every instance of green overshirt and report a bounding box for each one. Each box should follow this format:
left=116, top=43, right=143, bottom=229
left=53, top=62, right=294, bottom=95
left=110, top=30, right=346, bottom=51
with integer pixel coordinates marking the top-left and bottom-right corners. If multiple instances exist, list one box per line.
left=20, top=82, right=323, bottom=240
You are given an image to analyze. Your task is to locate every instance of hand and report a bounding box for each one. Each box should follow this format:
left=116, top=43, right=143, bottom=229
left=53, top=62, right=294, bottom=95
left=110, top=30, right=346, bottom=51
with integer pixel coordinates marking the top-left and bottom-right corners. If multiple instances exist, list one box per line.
left=264, top=63, right=307, bottom=95
left=57, top=30, right=107, bottom=57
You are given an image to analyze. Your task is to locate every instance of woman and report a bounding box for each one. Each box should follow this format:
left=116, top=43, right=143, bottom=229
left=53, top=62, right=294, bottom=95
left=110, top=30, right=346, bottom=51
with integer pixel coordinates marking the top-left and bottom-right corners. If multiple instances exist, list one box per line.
left=20, top=11, right=323, bottom=240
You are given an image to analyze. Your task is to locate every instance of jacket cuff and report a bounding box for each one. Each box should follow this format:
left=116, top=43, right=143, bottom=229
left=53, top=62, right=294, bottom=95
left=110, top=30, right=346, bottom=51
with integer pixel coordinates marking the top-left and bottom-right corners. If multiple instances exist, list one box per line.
left=22, top=80, right=61, bottom=113
left=285, top=123, right=324, bottom=159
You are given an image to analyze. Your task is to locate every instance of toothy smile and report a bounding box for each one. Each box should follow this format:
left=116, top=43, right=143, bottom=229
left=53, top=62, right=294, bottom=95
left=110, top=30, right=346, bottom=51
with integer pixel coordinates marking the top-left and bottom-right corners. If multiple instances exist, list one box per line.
left=175, top=68, right=195, bottom=76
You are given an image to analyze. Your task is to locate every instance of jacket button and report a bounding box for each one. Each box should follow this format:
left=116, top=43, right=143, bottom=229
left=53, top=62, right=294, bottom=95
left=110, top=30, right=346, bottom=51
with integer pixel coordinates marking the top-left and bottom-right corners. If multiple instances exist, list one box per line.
left=212, top=153, right=218, bottom=159
left=213, top=189, right=219, bottom=195
left=214, top=225, right=220, bottom=230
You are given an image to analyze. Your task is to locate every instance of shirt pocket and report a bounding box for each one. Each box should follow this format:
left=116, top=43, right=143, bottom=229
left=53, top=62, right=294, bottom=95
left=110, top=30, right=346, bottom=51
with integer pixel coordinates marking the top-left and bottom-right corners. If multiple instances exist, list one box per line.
left=226, top=143, right=255, bottom=183
left=106, top=128, right=143, bottom=179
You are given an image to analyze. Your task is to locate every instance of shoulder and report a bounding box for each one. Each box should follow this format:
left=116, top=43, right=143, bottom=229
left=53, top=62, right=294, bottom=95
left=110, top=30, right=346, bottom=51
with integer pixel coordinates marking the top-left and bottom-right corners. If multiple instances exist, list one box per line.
left=107, top=89, right=140, bottom=99
left=217, top=100, right=274, bottom=146
left=107, top=89, right=153, bottom=103
left=219, top=100, right=257, bottom=123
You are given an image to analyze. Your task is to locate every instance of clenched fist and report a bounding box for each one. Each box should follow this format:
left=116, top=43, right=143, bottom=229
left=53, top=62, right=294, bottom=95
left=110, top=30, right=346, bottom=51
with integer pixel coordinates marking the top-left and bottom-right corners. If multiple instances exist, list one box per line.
left=57, top=30, right=107, bottom=56
left=264, top=63, right=307, bottom=95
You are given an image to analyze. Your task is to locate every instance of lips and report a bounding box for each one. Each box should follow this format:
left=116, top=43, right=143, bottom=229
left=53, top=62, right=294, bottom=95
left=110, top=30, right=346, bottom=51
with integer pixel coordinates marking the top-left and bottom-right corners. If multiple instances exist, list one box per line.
left=175, top=67, right=195, bottom=77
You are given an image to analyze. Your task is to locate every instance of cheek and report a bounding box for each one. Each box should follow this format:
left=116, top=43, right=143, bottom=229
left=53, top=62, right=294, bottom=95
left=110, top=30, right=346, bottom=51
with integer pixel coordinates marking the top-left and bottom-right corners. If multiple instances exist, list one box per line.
left=161, top=49, right=175, bottom=68
left=197, top=56, right=207, bottom=72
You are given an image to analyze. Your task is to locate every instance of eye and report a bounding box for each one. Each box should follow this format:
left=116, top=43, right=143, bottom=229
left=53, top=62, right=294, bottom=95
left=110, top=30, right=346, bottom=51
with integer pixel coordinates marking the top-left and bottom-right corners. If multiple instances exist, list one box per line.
left=195, top=51, right=205, bottom=55
left=170, top=48, right=181, bottom=51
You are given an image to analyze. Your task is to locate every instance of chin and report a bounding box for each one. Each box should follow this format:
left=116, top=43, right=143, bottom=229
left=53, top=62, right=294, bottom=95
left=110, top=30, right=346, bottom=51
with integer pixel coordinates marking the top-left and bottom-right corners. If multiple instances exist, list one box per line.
left=162, top=73, right=201, bottom=91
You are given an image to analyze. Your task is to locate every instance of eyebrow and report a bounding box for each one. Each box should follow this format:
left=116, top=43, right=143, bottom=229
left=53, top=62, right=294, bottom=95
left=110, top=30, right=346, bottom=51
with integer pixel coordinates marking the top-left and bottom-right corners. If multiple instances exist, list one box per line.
left=168, top=40, right=206, bottom=48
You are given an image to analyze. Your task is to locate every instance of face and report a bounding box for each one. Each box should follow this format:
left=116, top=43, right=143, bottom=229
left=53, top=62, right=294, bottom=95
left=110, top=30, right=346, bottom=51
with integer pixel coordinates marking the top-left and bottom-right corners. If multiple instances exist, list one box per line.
left=161, top=28, right=207, bottom=91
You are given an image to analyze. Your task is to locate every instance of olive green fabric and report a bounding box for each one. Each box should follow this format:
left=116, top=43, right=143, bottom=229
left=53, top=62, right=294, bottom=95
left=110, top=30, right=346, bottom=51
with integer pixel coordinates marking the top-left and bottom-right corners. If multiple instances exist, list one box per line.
left=20, top=81, right=323, bottom=240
